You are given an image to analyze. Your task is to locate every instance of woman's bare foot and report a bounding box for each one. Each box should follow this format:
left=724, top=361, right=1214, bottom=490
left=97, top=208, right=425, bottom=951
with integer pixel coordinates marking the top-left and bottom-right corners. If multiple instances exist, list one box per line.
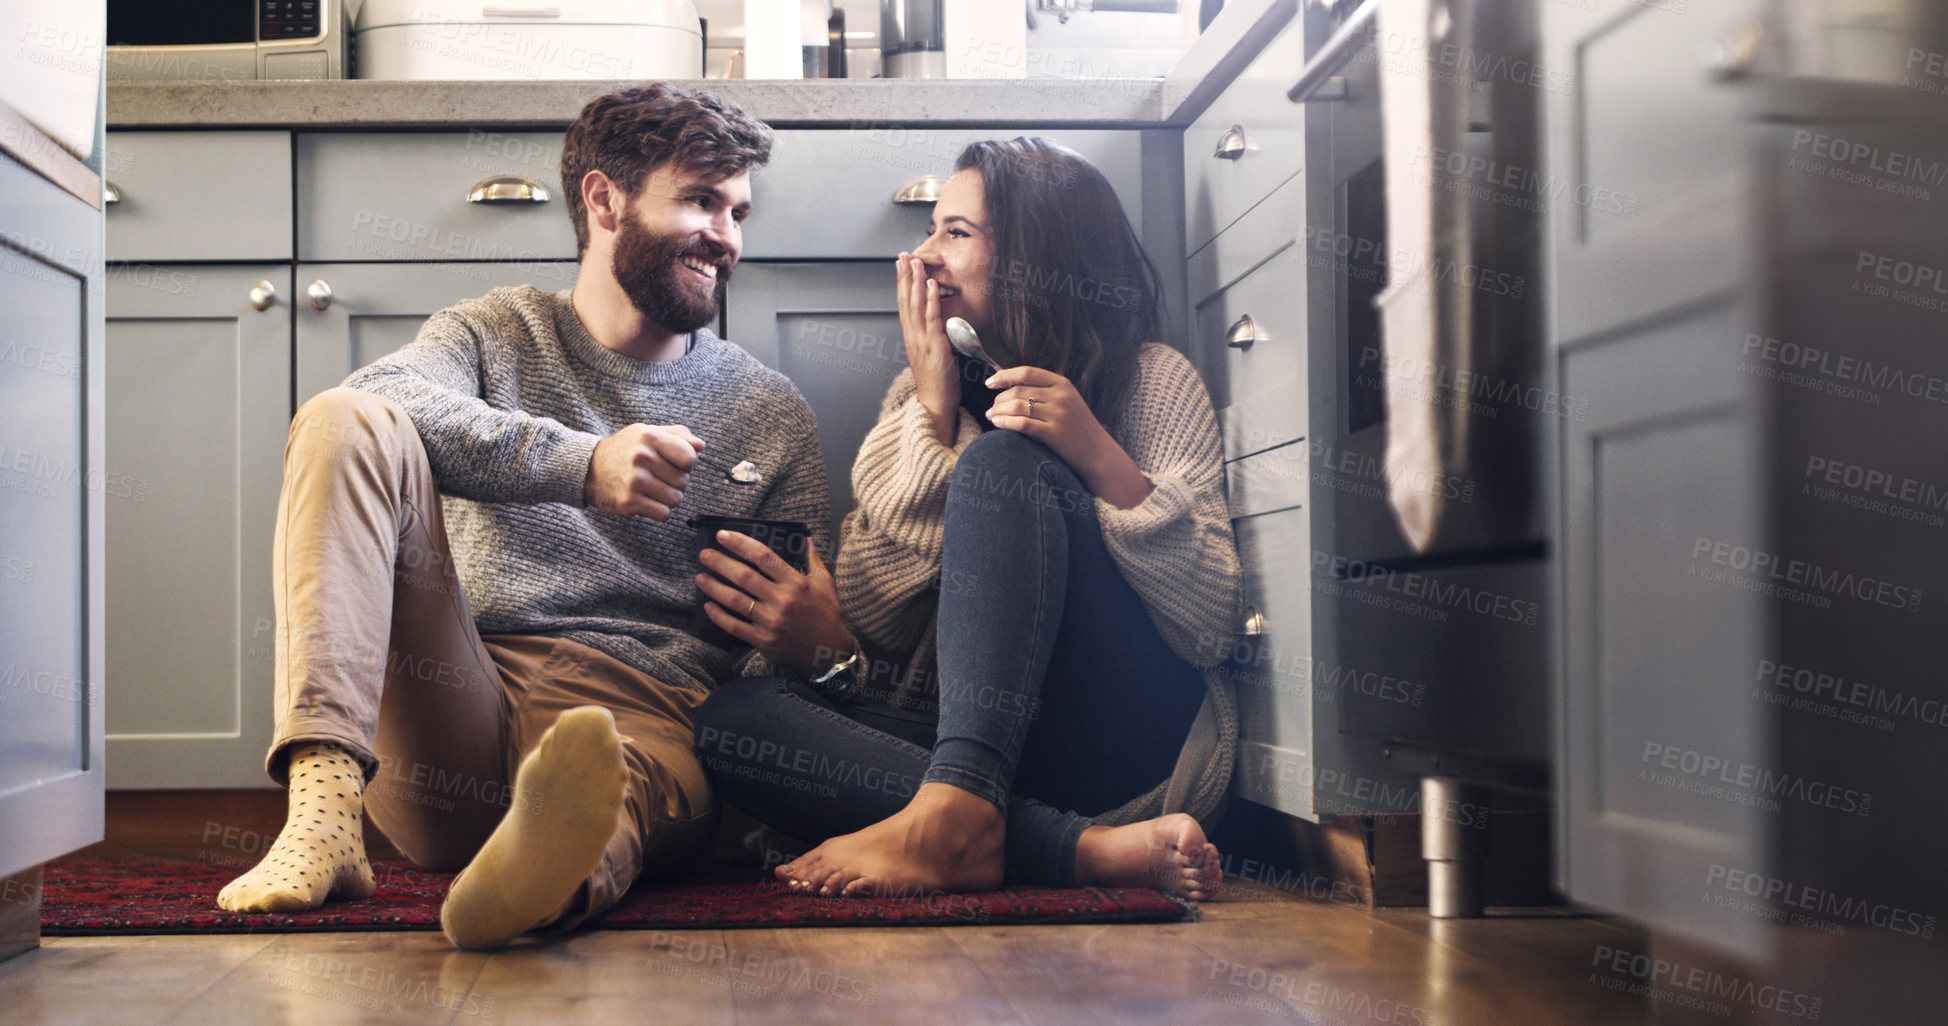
left=1074, top=813, right=1222, bottom=900
left=775, top=782, right=1005, bottom=897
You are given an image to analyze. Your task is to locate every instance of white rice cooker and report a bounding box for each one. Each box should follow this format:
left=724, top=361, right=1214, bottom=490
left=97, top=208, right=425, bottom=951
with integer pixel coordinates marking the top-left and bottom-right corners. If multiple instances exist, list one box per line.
left=354, top=0, right=702, bottom=80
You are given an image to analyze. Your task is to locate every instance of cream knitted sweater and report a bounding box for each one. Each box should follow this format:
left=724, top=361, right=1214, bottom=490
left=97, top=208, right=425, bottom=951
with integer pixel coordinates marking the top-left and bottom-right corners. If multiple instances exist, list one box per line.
left=835, top=342, right=1244, bottom=825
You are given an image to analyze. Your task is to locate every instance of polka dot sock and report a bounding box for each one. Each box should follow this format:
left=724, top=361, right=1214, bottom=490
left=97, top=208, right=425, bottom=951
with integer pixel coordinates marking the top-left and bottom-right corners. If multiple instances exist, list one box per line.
left=216, top=741, right=375, bottom=913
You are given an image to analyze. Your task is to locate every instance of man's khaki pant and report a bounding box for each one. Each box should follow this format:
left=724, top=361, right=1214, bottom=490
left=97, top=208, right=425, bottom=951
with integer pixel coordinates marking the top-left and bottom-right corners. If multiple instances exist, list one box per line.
left=267, top=387, right=718, bottom=927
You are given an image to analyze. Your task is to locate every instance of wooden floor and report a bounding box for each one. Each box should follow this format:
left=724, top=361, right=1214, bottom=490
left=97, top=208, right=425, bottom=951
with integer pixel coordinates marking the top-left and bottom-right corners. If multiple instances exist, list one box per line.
left=0, top=878, right=1656, bottom=1026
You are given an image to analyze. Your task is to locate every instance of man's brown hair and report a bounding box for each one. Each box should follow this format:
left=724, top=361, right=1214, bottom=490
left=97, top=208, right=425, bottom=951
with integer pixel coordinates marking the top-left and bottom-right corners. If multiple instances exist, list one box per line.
left=560, top=83, right=774, bottom=254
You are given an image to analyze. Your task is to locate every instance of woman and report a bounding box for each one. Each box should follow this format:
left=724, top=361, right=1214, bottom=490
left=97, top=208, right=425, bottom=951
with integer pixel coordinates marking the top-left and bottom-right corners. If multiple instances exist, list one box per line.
left=690, top=138, right=1242, bottom=900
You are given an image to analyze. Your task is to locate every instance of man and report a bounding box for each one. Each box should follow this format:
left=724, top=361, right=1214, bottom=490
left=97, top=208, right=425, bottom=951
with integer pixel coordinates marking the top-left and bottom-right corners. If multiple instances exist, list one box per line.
left=215, top=83, right=833, bottom=950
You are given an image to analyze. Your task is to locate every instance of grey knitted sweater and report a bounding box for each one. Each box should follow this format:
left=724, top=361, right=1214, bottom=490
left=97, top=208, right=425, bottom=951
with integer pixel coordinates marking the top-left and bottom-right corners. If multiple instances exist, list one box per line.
left=834, top=342, right=1244, bottom=825
left=345, top=285, right=830, bottom=693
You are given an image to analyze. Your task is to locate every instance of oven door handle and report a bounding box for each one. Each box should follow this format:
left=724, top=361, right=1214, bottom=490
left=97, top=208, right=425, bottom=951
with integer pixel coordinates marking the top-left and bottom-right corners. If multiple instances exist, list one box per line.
left=1288, top=0, right=1379, bottom=103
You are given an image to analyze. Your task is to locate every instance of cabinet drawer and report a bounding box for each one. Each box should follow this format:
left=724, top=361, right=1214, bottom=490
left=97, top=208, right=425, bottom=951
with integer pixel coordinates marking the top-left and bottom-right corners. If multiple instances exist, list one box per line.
left=1231, top=505, right=1314, bottom=757
left=1184, top=14, right=1303, bottom=256
left=1196, top=241, right=1306, bottom=461
left=298, top=132, right=577, bottom=262
left=105, top=131, right=292, bottom=262
left=1187, top=169, right=1303, bottom=309
left=1225, top=441, right=1307, bottom=519
left=747, top=129, right=1144, bottom=260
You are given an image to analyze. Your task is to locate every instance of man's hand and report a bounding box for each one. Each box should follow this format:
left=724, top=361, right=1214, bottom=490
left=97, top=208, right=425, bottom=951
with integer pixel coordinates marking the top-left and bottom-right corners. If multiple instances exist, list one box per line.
left=696, top=532, right=856, bottom=677
left=584, top=423, right=706, bottom=520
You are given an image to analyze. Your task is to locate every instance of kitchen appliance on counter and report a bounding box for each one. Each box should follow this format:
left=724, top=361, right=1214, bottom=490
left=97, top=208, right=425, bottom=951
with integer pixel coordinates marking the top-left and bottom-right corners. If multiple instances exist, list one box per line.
left=107, top=0, right=350, bottom=80
left=354, top=0, right=703, bottom=80
left=879, top=0, right=944, bottom=78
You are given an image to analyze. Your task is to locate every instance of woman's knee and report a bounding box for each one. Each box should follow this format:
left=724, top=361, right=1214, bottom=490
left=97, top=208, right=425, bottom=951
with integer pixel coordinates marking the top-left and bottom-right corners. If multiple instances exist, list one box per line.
left=694, top=676, right=790, bottom=760
left=958, top=428, right=1055, bottom=474
left=950, top=431, right=1094, bottom=529
left=953, top=431, right=1083, bottom=501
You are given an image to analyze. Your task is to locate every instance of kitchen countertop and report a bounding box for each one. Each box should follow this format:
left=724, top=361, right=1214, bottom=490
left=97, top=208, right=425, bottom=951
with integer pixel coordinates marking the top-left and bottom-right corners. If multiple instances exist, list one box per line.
left=106, top=78, right=1173, bottom=130
left=104, top=0, right=1297, bottom=130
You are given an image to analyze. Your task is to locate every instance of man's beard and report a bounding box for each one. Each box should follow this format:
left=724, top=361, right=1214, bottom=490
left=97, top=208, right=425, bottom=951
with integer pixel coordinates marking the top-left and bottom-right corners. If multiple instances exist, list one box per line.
left=611, top=215, right=731, bottom=336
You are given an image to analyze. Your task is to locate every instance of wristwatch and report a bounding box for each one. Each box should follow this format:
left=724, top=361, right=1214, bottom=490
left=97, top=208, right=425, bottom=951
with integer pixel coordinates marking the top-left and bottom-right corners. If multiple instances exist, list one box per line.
left=808, top=643, right=864, bottom=694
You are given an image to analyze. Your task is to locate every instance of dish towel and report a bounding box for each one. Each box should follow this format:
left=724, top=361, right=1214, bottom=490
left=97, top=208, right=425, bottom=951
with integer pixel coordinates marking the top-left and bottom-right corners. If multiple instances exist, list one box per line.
left=1373, top=0, right=1474, bottom=553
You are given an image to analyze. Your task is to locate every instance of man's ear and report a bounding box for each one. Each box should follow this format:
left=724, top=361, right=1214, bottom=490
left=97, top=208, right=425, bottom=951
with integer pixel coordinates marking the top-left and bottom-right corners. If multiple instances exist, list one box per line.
left=582, top=170, right=624, bottom=238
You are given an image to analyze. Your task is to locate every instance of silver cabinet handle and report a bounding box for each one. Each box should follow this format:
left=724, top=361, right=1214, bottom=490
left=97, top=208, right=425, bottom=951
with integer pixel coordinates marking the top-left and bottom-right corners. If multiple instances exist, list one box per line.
left=1225, top=313, right=1260, bottom=350
left=1242, top=606, right=1267, bottom=636
left=1699, top=16, right=1765, bottom=82
left=103, top=182, right=121, bottom=206
left=892, top=175, right=946, bottom=206
left=1214, top=124, right=1249, bottom=161
left=248, top=280, right=276, bottom=312
left=307, top=280, right=333, bottom=311
left=467, top=175, right=551, bottom=204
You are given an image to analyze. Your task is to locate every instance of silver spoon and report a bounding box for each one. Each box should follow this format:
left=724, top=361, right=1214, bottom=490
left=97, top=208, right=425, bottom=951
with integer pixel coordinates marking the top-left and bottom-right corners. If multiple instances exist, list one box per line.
left=945, top=317, right=1002, bottom=374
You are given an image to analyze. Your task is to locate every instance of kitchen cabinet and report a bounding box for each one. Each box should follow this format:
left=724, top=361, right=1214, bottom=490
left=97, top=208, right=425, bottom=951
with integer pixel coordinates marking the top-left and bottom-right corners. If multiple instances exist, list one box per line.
left=1548, top=0, right=1768, bottom=954
left=104, top=266, right=292, bottom=789
left=297, top=132, right=575, bottom=264
left=103, top=131, right=292, bottom=263
left=724, top=262, right=903, bottom=542
left=0, top=124, right=106, bottom=904
left=749, top=129, right=1150, bottom=261
left=1183, top=6, right=1431, bottom=823
left=1550, top=3, right=1948, bottom=1009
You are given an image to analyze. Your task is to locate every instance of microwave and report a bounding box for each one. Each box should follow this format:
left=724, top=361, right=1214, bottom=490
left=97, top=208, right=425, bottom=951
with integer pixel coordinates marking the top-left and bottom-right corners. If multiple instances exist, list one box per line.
left=106, top=0, right=349, bottom=81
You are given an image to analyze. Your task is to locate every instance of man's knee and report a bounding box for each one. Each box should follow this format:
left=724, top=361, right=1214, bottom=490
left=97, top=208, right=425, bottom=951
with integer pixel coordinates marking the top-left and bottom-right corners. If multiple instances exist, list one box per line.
left=289, top=387, right=410, bottom=454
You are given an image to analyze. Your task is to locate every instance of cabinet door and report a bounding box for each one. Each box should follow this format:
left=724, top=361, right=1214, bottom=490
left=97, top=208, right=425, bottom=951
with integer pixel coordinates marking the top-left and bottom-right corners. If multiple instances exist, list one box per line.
left=1547, top=0, right=1771, bottom=956
left=724, top=263, right=905, bottom=540
left=0, top=153, right=106, bottom=873
left=293, top=262, right=578, bottom=403
left=104, top=266, right=289, bottom=789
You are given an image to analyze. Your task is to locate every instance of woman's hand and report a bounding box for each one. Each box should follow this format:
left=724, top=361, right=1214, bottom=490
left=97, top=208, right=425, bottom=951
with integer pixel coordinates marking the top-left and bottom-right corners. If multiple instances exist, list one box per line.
left=984, top=366, right=1155, bottom=510
left=896, top=252, right=960, bottom=445
left=697, top=531, right=857, bottom=677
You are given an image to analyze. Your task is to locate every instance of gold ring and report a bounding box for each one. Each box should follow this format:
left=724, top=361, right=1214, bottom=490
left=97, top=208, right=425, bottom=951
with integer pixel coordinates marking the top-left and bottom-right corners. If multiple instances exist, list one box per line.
left=1025, top=396, right=1039, bottom=411
left=747, top=597, right=759, bottom=618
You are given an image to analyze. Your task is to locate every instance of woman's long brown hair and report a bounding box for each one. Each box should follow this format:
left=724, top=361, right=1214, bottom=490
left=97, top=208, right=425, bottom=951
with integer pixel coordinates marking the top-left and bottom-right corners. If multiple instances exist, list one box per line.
left=956, top=138, right=1165, bottom=436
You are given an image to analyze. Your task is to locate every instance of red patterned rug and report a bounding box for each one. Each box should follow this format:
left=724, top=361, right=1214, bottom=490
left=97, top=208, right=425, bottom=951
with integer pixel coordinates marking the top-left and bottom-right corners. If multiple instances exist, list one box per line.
left=42, top=860, right=1195, bottom=935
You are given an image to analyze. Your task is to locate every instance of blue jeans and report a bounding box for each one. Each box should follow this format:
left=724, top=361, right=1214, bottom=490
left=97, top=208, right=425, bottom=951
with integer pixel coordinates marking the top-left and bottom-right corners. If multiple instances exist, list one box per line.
left=694, top=430, right=1206, bottom=884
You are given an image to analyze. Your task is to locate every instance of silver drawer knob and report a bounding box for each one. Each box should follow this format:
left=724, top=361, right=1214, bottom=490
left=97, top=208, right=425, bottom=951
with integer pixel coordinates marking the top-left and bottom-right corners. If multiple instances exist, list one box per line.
left=1225, top=313, right=1261, bottom=350
left=467, top=175, right=551, bottom=204
left=1214, top=124, right=1249, bottom=161
left=248, top=280, right=276, bottom=312
left=1242, top=606, right=1267, bottom=636
left=103, top=182, right=122, bottom=206
left=307, top=280, right=333, bottom=311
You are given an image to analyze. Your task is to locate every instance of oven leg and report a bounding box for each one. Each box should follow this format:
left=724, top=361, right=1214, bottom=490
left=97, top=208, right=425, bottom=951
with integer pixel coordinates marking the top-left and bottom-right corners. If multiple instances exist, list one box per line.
left=1422, top=776, right=1489, bottom=918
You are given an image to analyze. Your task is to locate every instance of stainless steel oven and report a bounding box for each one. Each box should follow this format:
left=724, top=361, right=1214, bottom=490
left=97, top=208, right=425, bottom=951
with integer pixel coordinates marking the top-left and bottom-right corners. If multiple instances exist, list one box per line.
left=1299, top=0, right=1553, bottom=916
